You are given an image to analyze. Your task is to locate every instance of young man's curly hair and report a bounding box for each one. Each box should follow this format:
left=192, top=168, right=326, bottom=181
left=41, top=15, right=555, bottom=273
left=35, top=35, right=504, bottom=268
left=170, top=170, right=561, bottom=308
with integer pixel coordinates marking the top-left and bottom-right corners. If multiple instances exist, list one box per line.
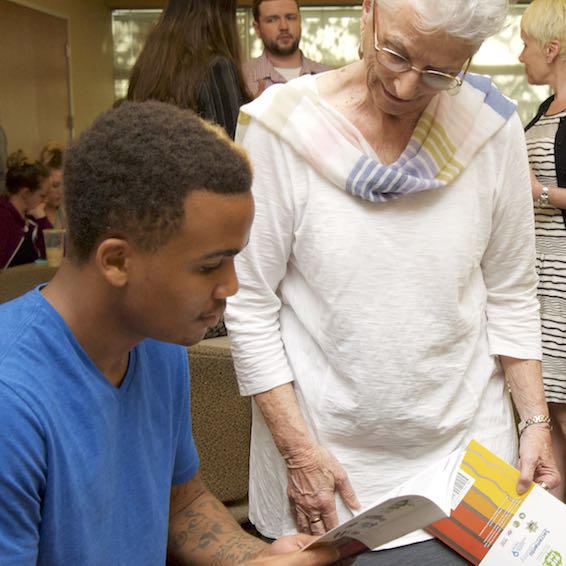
left=63, top=100, right=252, bottom=263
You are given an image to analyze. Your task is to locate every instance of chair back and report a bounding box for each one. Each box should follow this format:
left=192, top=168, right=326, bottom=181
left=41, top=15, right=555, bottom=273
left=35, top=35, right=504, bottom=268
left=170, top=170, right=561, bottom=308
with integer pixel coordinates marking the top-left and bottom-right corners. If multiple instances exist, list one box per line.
left=188, top=336, right=251, bottom=519
left=0, top=263, right=58, bottom=304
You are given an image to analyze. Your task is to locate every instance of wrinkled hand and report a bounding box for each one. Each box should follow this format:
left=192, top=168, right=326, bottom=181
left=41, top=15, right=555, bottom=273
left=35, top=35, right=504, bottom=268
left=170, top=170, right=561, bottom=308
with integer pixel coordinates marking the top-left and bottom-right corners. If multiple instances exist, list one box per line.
left=285, top=444, right=360, bottom=536
left=517, top=425, right=560, bottom=494
left=246, top=534, right=339, bottom=565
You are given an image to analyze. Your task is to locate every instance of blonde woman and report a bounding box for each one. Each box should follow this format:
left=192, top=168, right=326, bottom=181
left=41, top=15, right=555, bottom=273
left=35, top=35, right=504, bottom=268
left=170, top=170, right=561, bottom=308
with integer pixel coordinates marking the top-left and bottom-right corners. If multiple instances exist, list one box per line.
left=520, top=0, right=566, bottom=501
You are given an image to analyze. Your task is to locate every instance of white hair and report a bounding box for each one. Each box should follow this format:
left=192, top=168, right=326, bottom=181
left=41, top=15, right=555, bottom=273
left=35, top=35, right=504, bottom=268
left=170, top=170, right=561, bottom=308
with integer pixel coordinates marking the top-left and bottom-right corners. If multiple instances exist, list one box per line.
left=376, top=0, right=510, bottom=51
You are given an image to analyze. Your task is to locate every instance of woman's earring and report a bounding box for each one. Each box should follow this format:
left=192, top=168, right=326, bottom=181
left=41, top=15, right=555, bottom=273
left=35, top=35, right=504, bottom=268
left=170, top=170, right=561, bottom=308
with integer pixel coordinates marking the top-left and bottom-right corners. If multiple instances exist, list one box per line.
left=358, top=43, right=364, bottom=59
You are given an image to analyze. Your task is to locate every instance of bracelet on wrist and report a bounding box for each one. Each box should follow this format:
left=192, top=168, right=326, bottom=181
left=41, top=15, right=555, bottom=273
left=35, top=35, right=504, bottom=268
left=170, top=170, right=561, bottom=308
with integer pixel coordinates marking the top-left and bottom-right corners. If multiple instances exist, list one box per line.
left=537, top=186, right=550, bottom=206
left=517, top=414, right=552, bottom=436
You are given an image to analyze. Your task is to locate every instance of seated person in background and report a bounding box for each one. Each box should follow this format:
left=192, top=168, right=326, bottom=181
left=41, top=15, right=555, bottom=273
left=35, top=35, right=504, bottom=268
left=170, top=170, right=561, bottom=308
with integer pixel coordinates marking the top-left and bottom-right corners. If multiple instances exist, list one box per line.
left=40, top=142, right=66, bottom=229
left=0, top=150, right=51, bottom=269
left=243, top=0, right=330, bottom=98
left=0, top=101, right=338, bottom=566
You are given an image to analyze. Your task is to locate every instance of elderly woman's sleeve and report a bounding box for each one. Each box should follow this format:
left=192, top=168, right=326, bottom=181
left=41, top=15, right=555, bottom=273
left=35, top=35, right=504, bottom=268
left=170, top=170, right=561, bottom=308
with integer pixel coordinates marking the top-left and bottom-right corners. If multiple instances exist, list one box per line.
left=225, top=119, right=299, bottom=396
left=481, top=112, right=541, bottom=360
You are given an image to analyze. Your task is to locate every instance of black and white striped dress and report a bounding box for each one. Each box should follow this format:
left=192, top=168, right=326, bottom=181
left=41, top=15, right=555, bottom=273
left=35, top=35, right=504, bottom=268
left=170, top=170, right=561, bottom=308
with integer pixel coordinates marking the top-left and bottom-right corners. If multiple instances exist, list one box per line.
left=526, top=110, right=566, bottom=403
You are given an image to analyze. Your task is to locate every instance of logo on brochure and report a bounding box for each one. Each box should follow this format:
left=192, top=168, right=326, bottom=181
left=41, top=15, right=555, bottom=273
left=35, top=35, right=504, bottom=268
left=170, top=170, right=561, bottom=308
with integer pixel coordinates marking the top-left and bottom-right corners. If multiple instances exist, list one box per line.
left=543, top=550, right=562, bottom=566
left=512, top=536, right=529, bottom=558
left=526, top=521, right=539, bottom=533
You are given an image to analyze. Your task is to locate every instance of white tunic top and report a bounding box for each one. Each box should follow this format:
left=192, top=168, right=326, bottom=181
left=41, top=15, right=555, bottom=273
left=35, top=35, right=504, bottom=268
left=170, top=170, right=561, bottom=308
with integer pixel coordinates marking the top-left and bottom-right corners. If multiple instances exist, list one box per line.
left=225, top=82, right=541, bottom=544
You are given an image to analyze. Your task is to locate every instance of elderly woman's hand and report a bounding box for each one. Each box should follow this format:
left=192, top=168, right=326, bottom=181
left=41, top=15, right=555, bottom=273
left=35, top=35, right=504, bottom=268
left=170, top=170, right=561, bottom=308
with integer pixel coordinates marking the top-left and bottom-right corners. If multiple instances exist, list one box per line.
left=284, top=443, right=360, bottom=536
left=516, top=424, right=561, bottom=494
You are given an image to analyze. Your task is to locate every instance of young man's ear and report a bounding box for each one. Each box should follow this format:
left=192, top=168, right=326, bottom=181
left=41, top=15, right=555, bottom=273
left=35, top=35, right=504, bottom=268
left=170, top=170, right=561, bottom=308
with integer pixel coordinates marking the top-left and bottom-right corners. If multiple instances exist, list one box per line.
left=95, top=238, right=131, bottom=288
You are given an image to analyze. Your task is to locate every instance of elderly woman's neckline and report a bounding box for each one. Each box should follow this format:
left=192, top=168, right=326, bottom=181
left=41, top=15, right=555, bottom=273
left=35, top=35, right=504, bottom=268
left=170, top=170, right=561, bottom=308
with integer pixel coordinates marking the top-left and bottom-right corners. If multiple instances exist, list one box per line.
left=317, top=64, right=424, bottom=124
left=316, top=65, right=425, bottom=165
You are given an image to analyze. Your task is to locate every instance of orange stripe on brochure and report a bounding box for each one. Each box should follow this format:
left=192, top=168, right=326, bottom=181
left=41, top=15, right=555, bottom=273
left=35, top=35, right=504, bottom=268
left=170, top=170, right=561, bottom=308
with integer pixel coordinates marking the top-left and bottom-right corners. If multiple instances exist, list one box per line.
left=463, top=488, right=499, bottom=517
left=428, top=521, right=486, bottom=565
left=451, top=501, right=494, bottom=536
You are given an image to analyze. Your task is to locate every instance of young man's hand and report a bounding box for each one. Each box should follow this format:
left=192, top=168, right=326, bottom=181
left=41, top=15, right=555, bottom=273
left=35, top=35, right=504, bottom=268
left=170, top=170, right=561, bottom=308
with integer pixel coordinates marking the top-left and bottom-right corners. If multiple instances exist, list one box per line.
left=247, top=533, right=339, bottom=565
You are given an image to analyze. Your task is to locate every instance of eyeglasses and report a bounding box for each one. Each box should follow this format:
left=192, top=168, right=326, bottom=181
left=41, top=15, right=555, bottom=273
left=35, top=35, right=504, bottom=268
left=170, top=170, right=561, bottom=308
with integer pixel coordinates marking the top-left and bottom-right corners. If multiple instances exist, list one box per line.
left=372, top=7, right=470, bottom=91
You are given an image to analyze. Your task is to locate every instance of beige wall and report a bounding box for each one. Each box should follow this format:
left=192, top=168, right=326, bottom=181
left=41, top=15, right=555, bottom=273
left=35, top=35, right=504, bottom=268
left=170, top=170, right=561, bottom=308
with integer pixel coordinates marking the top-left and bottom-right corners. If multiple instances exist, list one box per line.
left=9, top=0, right=114, bottom=137
left=1, top=1, right=71, bottom=155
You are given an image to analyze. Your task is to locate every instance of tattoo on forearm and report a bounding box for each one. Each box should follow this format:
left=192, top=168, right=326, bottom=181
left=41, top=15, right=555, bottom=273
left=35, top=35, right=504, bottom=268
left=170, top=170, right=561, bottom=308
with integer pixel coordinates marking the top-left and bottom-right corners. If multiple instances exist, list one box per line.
left=169, top=496, right=265, bottom=565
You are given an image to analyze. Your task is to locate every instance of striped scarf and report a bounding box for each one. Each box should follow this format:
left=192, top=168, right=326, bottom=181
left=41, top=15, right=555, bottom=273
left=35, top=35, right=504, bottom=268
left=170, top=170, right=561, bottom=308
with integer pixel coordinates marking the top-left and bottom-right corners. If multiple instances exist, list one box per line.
left=236, top=73, right=516, bottom=203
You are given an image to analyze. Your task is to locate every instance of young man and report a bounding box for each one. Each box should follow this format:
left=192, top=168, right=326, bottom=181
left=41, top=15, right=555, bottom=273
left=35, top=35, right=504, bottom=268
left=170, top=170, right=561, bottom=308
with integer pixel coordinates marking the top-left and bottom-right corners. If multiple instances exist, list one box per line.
left=0, top=101, right=338, bottom=566
left=243, top=0, right=329, bottom=98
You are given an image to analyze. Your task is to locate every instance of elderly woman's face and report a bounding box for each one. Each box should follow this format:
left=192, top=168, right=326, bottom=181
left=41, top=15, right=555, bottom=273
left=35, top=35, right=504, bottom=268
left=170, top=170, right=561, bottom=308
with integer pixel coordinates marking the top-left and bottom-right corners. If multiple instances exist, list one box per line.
left=364, top=2, right=472, bottom=118
left=518, top=30, right=549, bottom=86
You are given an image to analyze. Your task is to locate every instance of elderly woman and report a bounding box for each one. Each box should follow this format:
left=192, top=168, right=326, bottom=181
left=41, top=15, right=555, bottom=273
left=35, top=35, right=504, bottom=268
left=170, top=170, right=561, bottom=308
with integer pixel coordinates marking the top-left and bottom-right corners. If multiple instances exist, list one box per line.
left=520, top=0, right=566, bottom=502
left=226, top=0, right=560, bottom=563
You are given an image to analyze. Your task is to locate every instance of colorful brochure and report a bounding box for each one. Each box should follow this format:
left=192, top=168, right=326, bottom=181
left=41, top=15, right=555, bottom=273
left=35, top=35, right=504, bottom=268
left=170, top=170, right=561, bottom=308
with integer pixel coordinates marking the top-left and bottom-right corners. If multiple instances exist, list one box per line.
left=429, top=440, right=565, bottom=566
left=306, top=440, right=566, bottom=565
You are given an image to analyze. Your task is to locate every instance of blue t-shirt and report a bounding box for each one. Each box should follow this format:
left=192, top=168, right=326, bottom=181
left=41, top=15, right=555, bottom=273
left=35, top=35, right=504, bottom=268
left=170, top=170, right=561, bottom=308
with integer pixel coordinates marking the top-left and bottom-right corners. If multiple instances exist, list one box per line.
left=0, top=288, right=199, bottom=565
